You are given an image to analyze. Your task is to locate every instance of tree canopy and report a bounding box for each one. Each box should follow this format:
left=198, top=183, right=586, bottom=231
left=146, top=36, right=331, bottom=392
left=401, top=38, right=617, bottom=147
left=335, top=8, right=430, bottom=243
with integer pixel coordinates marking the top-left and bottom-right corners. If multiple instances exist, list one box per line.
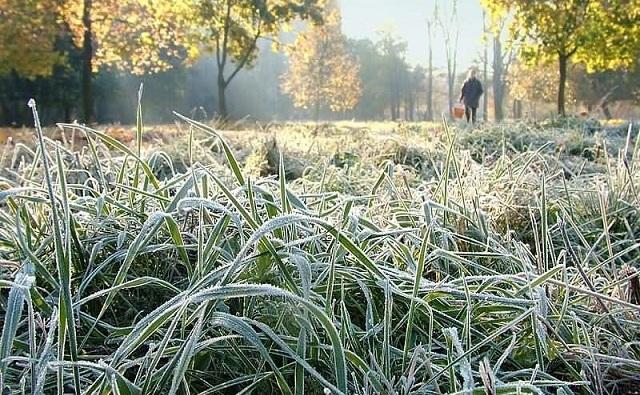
left=482, top=0, right=640, bottom=115
left=281, top=7, right=362, bottom=119
left=0, top=0, right=192, bottom=121
left=0, top=0, right=64, bottom=77
left=0, top=1, right=187, bottom=76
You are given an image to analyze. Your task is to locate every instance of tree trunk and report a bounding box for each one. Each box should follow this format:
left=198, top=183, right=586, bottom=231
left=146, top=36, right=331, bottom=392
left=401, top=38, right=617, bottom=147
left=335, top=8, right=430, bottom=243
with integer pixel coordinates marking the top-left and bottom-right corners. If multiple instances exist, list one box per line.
left=512, top=99, right=522, bottom=119
left=390, top=68, right=398, bottom=121
left=413, top=92, right=418, bottom=121
left=403, top=97, right=408, bottom=120
left=0, top=100, right=8, bottom=126
left=483, top=56, right=488, bottom=122
left=217, top=70, right=228, bottom=119
left=557, top=54, right=568, bottom=116
left=492, top=36, right=504, bottom=121
left=426, top=21, right=434, bottom=121
left=437, top=2, right=459, bottom=120
left=482, top=11, right=488, bottom=122
left=448, top=36, right=459, bottom=119
left=81, top=0, right=93, bottom=123
left=445, top=41, right=458, bottom=119
left=393, top=61, right=400, bottom=121
left=0, top=89, right=10, bottom=125
left=64, top=105, right=72, bottom=123
left=407, top=95, right=415, bottom=121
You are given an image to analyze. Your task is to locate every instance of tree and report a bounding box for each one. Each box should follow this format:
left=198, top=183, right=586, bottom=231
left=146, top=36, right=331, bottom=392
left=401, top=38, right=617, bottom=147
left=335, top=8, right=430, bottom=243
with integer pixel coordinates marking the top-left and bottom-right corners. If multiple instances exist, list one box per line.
left=481, top=10, right=489, bottom=122
left=347, top=38, right=388, bottom=120
left=492, top=35, right=504, bottom=121
left=572, top=66, right=640, bottom=119
left=0, top=0, right=77, bottom=124
left=575, top=1, right=640, bottom=73
left=490, top=18, right=514, bottom=121
left=80, top=0, right=93, bottom=122
left=281, top=7, right=361, bottom=121
left=0, top=0, right=188, bottom=122
left=482, top=0, right=588, bottom=116
left=425, top=9, right=435, bottom=121
left=184, top=0, right=324, bottom=119
left=483, top=0, right=640, bottom=116
left=346, top=33, right=414, bottom=121
left=508, top=60, right=578, bottom=117
left=403, top=66, right=425, bottom=121
left=0, top=0, right=64, bottom=78
left=377, top=29, right=408, bottom=120
left=63, top=0, right=188, bottom=122
left=435, top=0, right=459, bottom=118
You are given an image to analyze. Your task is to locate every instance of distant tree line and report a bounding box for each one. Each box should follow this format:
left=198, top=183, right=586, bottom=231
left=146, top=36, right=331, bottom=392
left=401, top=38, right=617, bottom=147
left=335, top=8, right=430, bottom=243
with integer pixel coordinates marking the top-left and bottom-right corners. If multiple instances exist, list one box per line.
left=1, top=0, right=639, bottom=126
left=0, top=0, right=324, bottom=124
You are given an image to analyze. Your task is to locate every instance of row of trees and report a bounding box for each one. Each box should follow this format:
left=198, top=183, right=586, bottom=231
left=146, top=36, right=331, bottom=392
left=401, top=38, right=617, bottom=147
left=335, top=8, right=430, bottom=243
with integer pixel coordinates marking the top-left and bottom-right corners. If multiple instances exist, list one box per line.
left=0, top=0, right=439, bottom=124
left=0, top=0, right=325, bottom=122
left=483, top=0, right=640, bottom=116
left=1, top=0, right=639, bottom=124
left=283, top=0, right=640, bottom=120
left=281, top=0, right=470, bottom=122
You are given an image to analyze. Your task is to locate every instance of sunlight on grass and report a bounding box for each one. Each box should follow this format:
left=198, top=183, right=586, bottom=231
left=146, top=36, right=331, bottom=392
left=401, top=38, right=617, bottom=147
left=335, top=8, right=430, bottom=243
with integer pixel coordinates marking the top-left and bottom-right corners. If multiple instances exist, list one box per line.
left=0, top=102, right=639, bottom=394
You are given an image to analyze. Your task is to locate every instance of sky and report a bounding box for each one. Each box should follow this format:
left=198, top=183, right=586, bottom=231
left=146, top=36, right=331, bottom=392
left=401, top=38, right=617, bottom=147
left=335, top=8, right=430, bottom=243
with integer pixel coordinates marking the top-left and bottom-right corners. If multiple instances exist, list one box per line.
left=340, top=0, right=486, bottom=71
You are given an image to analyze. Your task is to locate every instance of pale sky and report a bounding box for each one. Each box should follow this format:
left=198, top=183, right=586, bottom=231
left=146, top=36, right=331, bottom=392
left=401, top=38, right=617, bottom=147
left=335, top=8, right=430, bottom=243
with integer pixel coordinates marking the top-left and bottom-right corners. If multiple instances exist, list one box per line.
left=340, top=0, right=486, bottom=70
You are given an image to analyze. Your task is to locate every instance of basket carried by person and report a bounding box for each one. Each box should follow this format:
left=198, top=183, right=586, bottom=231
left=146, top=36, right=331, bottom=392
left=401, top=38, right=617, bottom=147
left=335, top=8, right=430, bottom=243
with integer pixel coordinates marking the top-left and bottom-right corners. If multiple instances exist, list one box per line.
left=452, top=103, right=465, bottom=119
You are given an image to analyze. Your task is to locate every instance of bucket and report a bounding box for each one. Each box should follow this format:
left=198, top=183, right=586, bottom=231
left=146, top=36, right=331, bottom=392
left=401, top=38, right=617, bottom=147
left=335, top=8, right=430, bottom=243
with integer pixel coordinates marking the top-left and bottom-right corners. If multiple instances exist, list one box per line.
left=452, top=104, right=465, bottom=119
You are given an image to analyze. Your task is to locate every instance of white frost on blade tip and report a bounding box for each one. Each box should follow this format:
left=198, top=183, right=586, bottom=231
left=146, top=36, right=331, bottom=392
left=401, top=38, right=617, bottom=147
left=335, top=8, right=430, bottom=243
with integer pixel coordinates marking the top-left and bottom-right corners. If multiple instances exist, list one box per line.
left=443, top=327, right=473, bottom=392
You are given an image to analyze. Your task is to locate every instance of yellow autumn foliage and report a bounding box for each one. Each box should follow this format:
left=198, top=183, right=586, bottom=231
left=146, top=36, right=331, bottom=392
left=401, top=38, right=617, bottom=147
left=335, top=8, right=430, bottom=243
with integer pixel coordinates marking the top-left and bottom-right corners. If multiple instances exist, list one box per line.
left=281, top=8, right=362, bottom=114
left=0, top=0, right=191, bottom=77
left=0, top=0, right=64, bottom=77
left=60, top=0, right=190, bottom=75
left=481, top=0, right=640, bottom=72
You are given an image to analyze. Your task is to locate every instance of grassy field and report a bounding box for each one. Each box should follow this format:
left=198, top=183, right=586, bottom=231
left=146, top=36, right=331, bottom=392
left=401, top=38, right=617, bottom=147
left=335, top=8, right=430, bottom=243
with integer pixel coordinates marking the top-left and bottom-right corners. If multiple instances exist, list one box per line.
left=0, top=108, right=639, bottom=394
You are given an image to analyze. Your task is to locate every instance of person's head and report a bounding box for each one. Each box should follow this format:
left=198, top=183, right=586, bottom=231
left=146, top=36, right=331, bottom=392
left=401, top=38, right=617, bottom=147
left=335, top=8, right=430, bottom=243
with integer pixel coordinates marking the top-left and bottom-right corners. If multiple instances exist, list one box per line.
left=467, top=67, right=477, bottom=79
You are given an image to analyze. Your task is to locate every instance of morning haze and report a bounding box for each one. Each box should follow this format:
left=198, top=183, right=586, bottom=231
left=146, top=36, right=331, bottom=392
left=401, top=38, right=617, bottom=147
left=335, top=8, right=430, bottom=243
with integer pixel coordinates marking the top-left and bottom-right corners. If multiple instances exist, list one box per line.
left=340, top=0, right=485, bottom=69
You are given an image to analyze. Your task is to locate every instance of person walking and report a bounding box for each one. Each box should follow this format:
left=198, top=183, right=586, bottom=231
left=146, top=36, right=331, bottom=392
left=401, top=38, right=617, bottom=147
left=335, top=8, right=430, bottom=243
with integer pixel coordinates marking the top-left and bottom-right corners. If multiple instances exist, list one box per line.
left=459, top=68, right=483, bottom=125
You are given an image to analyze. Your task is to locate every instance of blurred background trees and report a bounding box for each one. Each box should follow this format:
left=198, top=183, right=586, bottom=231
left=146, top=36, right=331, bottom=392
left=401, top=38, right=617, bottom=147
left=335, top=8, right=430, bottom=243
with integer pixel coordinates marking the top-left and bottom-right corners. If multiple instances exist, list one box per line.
left=281, top=4, right=362, bottom=121
left=0, top=0, right=638, bottom=126
left=0, top=0, right=188, bottom=122
left=181, top=0, right=325, bottom=119
left=483, top=0, right=640, bottom=116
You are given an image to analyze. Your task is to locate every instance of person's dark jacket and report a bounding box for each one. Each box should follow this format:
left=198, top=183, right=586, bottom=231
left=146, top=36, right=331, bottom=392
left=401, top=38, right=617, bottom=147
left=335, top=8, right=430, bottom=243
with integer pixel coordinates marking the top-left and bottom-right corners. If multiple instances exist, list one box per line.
left=459, top=77, right=483, bottom=108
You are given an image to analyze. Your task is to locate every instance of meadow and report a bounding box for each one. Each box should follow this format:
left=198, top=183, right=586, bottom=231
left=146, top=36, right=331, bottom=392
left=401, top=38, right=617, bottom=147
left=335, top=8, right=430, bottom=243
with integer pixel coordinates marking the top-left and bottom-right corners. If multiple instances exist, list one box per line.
left=0, top=107, right=639, bottom=394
